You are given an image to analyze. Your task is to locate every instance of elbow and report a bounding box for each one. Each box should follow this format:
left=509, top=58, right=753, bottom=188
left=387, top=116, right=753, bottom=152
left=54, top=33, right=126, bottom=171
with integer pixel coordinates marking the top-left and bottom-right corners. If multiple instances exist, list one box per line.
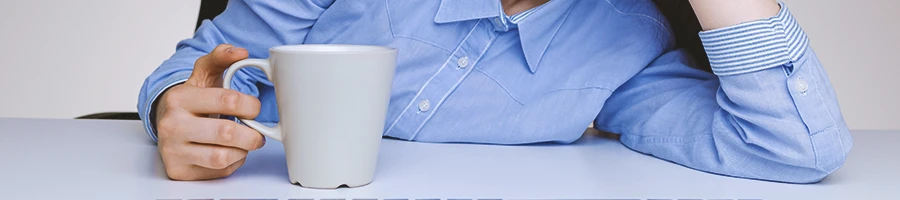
left=808, top=127, right=854, bottom=183
left=735, top=150, right=847, bottom=184
left=781, top=152, right=848, bottom=184
left=760, top=127, right=854, bottom=184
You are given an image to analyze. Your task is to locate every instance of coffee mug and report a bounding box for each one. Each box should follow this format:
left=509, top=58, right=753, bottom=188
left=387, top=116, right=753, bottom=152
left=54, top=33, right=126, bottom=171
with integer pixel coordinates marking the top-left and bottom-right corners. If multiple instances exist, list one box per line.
left=222, top=44, right=398, bottom=189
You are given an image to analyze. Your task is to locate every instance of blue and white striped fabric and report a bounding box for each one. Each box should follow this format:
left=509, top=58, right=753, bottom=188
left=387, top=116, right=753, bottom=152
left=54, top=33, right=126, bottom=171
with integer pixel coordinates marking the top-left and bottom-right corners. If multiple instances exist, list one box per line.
left=508, top=6, right=541, bottom=23
left=699, top=4, right=808, bottom=75
left=493, top=1, right=547, bottom=31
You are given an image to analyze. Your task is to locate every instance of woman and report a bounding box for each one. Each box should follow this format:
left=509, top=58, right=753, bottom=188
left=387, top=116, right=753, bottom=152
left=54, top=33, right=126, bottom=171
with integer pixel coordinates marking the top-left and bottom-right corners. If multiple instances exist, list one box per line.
left=139, top=0, right=852, bottom=183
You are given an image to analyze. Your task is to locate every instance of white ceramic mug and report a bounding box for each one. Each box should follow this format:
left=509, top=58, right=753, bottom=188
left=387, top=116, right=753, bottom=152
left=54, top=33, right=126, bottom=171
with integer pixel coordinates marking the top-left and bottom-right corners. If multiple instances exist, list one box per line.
left=222, top=44, right=397, bottom=189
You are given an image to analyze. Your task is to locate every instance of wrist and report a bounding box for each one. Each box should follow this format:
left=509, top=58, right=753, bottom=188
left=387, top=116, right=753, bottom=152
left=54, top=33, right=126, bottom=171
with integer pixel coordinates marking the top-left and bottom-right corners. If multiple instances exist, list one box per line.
left=688, top=0, right=780, bottom=30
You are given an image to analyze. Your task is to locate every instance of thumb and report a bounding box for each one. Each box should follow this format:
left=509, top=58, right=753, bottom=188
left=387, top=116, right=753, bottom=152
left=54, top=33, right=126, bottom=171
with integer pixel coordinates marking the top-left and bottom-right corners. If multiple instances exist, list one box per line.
left=187, top=44, right=250, bottom=87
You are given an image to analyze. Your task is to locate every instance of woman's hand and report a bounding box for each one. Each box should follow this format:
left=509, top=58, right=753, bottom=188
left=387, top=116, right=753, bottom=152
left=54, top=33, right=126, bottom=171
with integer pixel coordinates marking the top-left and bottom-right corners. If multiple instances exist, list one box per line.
left=155, top=44, right=266, bottom=180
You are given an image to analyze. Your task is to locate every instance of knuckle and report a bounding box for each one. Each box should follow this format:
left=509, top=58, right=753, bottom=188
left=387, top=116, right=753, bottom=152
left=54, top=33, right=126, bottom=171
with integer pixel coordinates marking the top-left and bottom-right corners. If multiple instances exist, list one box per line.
left=208, top=149, right=231, bottom=169
left=209, top=44, right=232, bottom=60
left=156, top=118, right=177, bottom=137
left=158, top=144, right=184, bottom=162
left=214, top=44, right=231, bottom=51
left=216, top=122, right=235, bottom=144
left=166, top=85, right=186, bottom=97
left=161, top=90, right=184, bottom=108
left=220, top=91, right=242, bottom=112
left=160, top=104, right=180, bottom=118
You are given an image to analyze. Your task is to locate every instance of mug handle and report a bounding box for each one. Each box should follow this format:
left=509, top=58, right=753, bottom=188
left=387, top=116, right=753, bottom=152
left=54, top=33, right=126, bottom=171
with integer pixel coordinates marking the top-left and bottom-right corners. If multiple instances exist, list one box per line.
left=222, top=59, right=283, bottom=142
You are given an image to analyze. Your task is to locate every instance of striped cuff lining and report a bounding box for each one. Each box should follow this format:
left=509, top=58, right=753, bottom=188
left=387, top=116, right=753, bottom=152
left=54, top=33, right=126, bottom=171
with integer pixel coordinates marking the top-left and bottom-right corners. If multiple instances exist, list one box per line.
left=699, top=2, right=809, bottom=76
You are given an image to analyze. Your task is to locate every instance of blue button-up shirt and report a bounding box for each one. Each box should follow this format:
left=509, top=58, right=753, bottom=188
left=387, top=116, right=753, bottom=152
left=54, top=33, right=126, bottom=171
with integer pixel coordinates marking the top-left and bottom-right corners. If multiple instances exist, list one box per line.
left=138, top=0, right=852, bottom=183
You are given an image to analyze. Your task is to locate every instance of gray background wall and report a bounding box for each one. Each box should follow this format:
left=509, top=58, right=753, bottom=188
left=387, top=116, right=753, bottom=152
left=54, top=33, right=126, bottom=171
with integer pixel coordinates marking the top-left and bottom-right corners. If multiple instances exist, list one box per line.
left=0, top=0, right=200, bottom=120
left=0, top=0, right=897, bottom=130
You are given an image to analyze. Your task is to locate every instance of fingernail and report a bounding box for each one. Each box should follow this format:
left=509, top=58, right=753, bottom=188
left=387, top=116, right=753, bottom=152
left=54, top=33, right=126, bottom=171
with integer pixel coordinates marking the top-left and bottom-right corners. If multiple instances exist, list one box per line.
left=260, top=135, right=267, bottom=148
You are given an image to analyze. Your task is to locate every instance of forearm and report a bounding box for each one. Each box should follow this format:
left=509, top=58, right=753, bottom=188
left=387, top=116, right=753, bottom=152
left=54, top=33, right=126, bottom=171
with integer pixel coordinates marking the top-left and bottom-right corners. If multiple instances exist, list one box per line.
left=598, top=2, right=852, bottom=183
left=688, top=0, right=780, bottom=30
left=598, top=49, right=850, bottom=183
left=693, top=2, right=851, bottom=182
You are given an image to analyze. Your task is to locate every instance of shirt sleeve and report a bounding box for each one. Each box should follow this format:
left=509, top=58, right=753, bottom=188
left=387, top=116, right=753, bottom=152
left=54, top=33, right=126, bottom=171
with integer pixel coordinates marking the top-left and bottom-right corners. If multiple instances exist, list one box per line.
left=594, top=2, right=853, bottom=183
left=137, top=0, right=334, bottom=142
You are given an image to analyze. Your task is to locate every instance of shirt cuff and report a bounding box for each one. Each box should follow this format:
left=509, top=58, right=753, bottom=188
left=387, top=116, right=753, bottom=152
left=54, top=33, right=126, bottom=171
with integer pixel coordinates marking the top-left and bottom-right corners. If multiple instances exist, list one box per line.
left=141, top=72, right=190, bottom=142
left=698, top=2, right=808, bottom=76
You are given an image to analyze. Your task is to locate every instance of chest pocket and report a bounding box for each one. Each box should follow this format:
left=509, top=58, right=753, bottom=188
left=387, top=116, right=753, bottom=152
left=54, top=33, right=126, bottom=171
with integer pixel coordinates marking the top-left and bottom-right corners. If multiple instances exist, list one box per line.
left=472, top=47, right=620, bottom=106
left=386, top=0, right=629, bottom=106
left=385, top=0, right=480, bottom=53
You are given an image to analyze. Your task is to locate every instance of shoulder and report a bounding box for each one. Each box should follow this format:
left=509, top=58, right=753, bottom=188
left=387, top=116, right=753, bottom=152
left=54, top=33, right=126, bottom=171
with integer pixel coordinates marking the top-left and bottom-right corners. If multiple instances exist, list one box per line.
left=598, top=0, right=669, bottom=29
left=563, top=0, right=675, bottom=52
left=576, top=0, right=673, bottom=44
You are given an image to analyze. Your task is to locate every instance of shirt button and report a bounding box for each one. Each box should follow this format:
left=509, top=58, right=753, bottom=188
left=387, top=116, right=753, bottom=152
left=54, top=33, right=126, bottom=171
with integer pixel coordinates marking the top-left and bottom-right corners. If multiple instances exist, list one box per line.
left=796, top=78, right=809, bottom=93
left=457, top=56, right=469, bottom=69
left=418, top=99, right=431, bottom=112
left=494, top=17, right=503, bottom=25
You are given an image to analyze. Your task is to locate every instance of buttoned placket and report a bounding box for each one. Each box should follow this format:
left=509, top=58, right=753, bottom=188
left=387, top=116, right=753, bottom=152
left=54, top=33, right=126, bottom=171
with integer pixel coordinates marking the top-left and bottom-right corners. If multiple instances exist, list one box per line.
left=384, top=19, right=502, bottom=140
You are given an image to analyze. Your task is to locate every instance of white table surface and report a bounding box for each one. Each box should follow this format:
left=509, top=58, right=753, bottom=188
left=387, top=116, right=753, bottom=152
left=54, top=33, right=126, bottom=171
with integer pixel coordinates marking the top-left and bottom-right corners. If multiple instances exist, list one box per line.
left=0, top=118, right=897, bottom=200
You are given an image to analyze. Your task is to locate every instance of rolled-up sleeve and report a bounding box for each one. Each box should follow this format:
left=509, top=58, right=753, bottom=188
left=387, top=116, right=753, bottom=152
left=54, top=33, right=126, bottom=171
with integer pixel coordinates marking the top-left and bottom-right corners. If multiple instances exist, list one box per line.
left=137, top=0, right=334, bottom=142
left=595, top=2, right=853, bottom=183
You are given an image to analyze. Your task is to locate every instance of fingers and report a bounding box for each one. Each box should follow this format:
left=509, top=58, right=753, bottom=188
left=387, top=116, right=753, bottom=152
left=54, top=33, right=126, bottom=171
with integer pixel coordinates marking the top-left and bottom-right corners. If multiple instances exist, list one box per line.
left=178, top=117, right=265, bottom=151
left=165, top=157, right=246, bottom=181
left=188, top=44, right=249, bottom=87
left=178, top=142, right=249, bottom=169
left=156, top=113, right=256, bottom=180
left=156, top=43, right=257, bottom=181
left=208, top=44, right=250, bottom=69
left=162, top=85, right=261, bottom=119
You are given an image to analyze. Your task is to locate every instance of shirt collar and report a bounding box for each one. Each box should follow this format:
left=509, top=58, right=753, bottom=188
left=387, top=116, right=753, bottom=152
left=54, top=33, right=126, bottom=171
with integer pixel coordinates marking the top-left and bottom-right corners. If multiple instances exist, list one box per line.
left=434, top=0, right=499, bottom=23
left=434, top=0, right=575, bottom=73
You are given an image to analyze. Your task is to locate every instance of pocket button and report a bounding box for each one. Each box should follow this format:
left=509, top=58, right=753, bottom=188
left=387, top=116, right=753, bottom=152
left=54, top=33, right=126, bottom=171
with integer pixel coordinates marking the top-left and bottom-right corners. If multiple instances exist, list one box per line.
left=457, top=57, right=469, bottom=69
left=418, top=99, right=431, bottom=112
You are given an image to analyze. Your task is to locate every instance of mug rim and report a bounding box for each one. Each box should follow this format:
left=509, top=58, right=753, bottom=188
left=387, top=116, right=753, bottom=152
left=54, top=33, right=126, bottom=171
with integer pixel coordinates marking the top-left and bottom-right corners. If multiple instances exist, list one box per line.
left=270, top=44, right=396, bottom=54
